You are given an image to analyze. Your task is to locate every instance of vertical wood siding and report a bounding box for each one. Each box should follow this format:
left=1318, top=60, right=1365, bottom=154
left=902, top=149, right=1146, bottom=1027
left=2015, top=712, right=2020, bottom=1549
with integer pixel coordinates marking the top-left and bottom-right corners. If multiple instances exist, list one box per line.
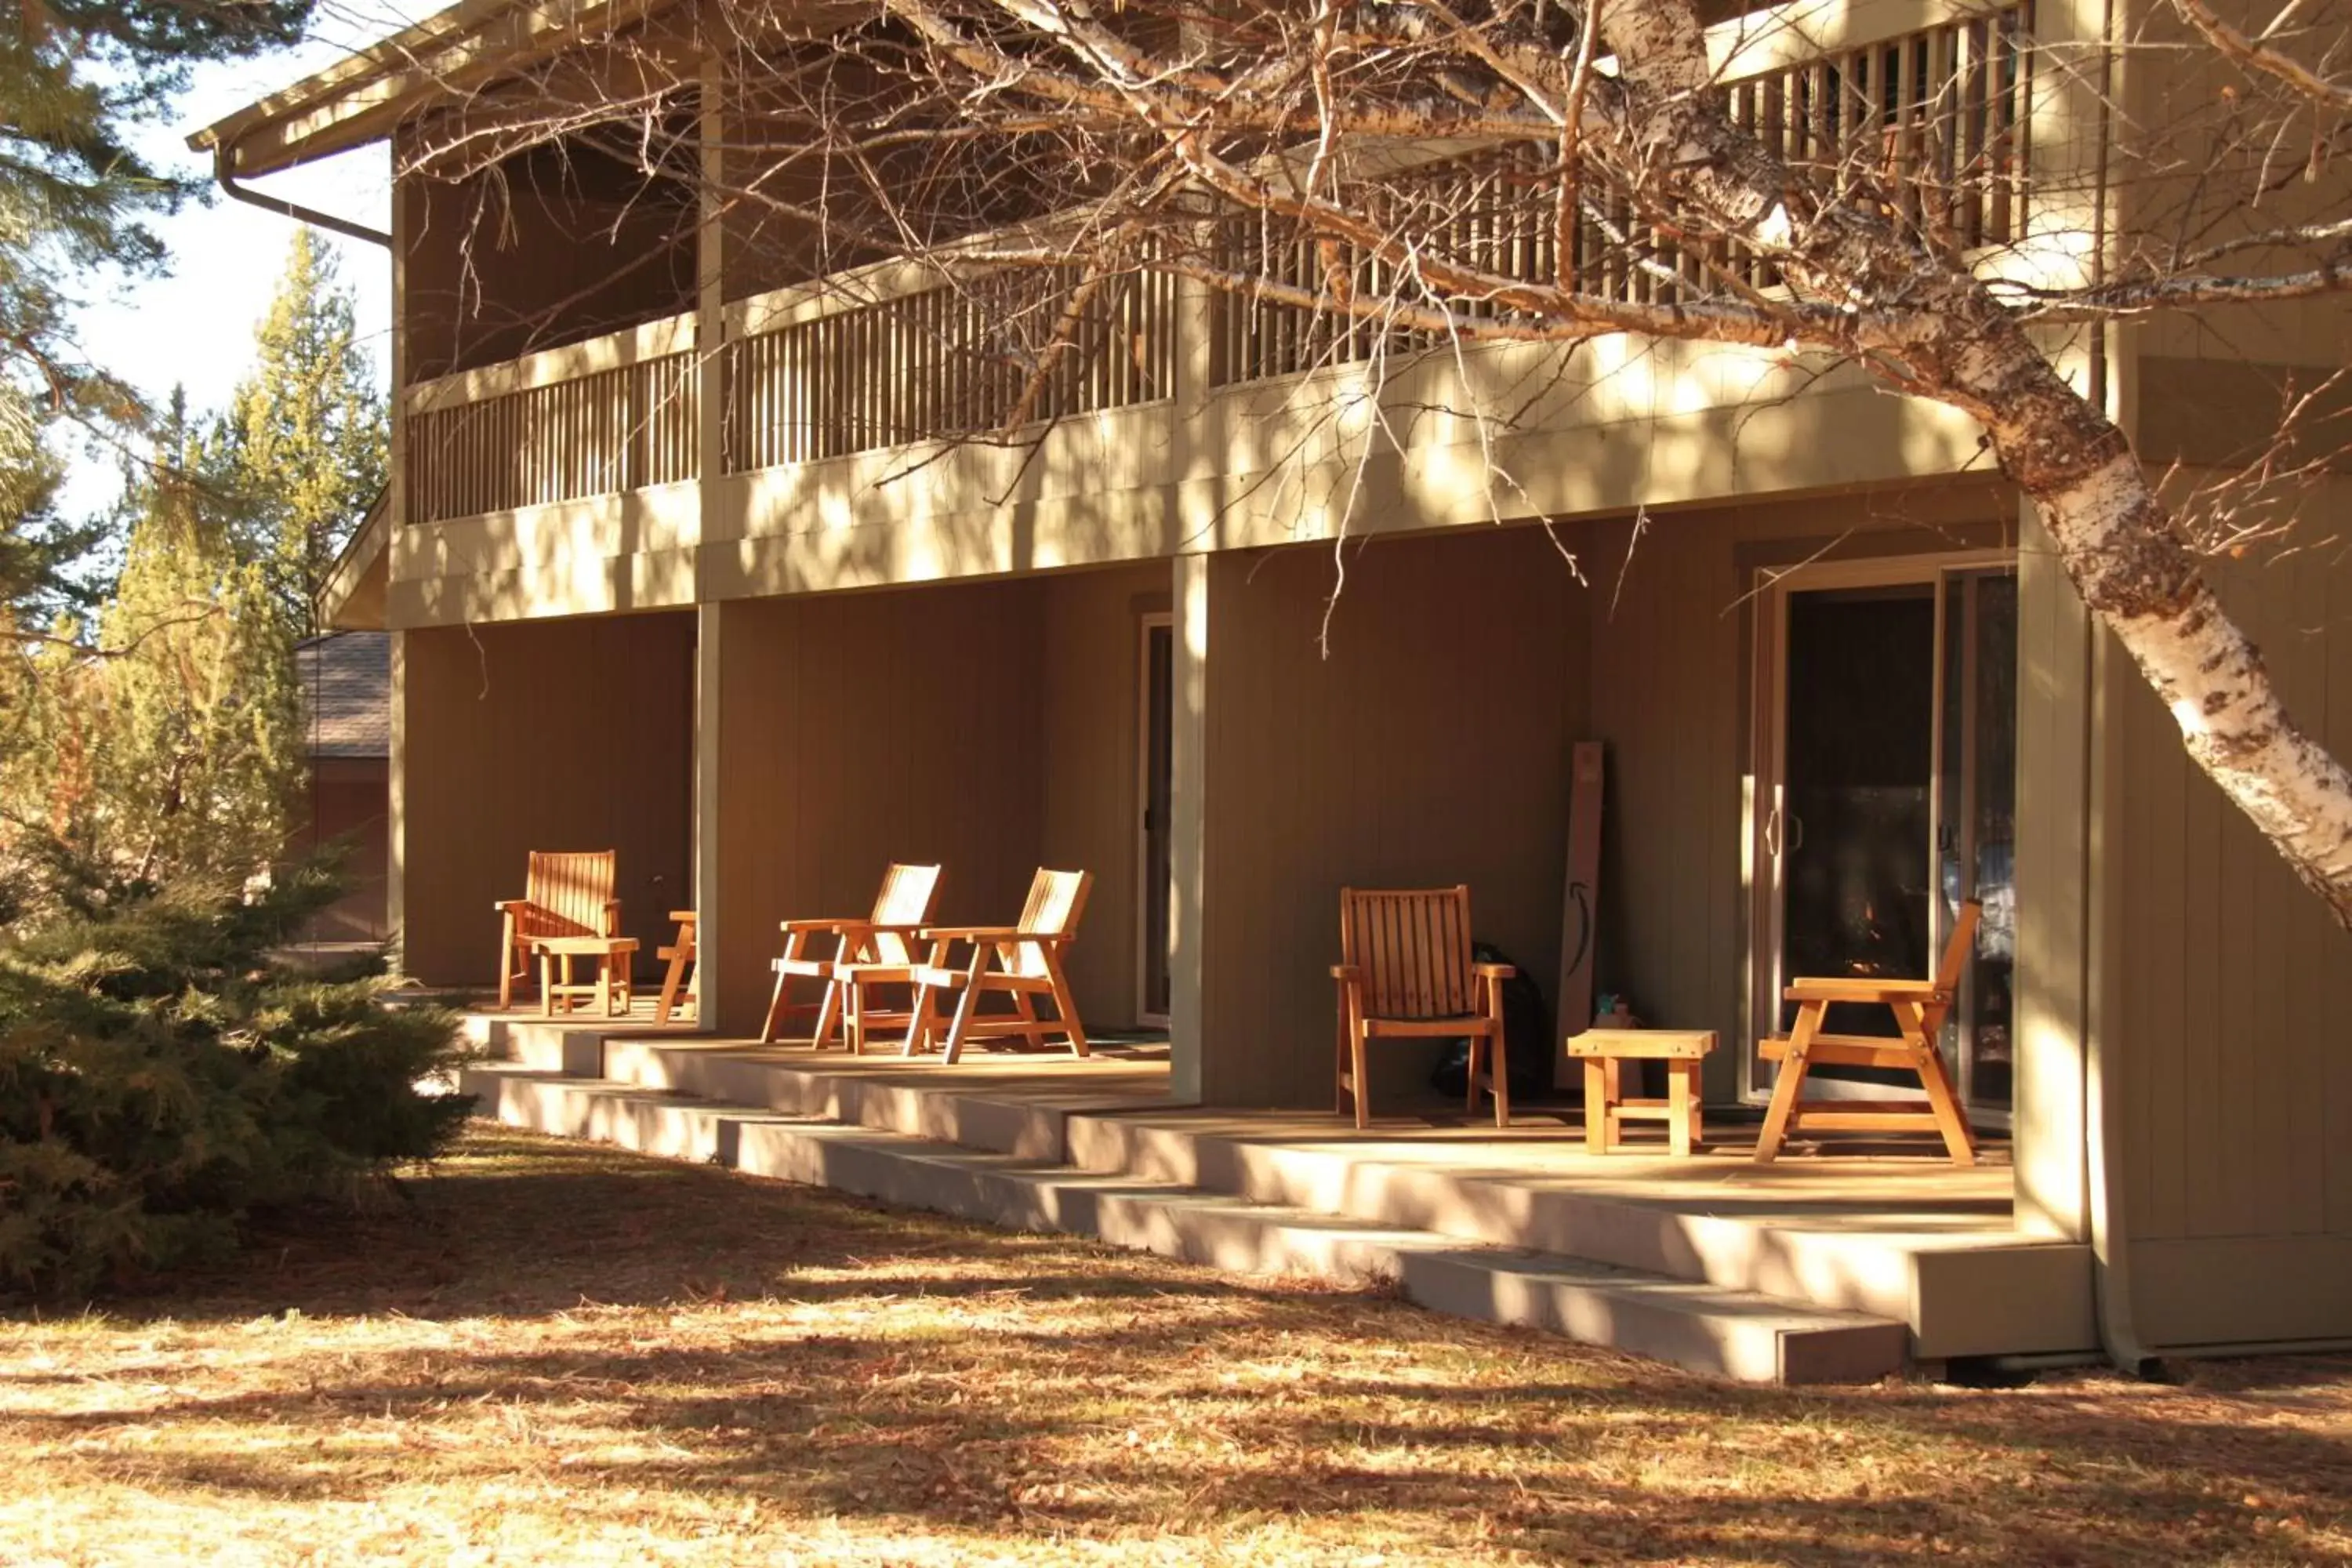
left=402, top=612, right=697, bottom=985
left=2107, top=474, right=2352, bottom=1346
left=708, top=564, right=1167, bottom=1037
left=1195, top=526, right=1592, bottom=1109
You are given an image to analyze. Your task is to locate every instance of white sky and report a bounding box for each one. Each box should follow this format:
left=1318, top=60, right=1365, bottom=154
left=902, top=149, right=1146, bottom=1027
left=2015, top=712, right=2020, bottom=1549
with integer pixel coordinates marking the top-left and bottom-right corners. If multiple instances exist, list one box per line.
left=61, top=2, right=439, bottom=511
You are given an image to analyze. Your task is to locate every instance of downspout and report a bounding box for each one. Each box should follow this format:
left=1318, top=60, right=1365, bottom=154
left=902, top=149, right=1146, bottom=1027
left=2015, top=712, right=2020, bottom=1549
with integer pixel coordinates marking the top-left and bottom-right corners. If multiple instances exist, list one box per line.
left=212, top=143, right=392, bottom=249
left=2082, top=0, right=2158, bottom=1378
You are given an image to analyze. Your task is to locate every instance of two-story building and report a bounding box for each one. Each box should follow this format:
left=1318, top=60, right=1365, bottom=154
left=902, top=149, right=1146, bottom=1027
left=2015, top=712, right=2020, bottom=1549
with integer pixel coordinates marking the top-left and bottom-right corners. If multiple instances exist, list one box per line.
left=198, top=0, right=2352, bottom=1373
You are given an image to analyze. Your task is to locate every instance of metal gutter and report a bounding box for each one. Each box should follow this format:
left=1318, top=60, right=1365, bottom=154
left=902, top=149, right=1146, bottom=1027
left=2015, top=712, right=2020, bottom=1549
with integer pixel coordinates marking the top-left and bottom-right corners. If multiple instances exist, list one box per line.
left=213, top=145, right=391, bottom=248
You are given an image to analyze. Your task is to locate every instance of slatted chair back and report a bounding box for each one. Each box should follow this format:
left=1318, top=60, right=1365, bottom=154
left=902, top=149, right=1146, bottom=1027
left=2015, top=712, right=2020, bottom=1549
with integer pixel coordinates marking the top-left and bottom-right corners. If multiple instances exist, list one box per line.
left=1340, top=886, right=1478, bottom=1020
left=526, top=851, right=618, bottom=937
left=866, top=862, right=945, bottom=964
left=1007, top=868, right=1093, bottom=976
left=1932, top=901, right=1984, bottom=997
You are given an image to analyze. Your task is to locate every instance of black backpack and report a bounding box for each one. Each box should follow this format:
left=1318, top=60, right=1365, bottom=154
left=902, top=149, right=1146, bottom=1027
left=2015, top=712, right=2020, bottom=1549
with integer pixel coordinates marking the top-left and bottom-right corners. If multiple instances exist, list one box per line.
left=1428, top=941, right=1552, bottom=1102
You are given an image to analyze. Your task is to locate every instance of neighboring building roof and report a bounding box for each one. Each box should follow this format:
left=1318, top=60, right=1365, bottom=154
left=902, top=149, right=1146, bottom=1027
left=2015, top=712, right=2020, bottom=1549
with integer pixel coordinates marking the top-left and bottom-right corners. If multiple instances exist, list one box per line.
left=298, top=631, right=393, bottom=759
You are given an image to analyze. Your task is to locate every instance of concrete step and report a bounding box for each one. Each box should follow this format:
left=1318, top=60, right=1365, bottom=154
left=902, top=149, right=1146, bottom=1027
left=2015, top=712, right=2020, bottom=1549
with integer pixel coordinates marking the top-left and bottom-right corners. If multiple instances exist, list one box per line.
left=476, top=1036, right=2087, bottom=1359
left=459, top=1065, right=1908, bottom=1385
left=1060, top=1112, right=2088, bottom=1359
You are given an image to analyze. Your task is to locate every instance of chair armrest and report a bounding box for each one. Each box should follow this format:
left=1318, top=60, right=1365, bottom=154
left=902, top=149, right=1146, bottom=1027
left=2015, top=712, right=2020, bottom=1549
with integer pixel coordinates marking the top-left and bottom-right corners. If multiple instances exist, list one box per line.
left=495, top=898, right=539, bottom=916
left=1473, top=963, right=1515, bottom=980
left=669, top=909, right=697, bottom=925
left=779, top=916, right=862, bottom=935
left=1330, top=964, right=1365, bottom=982
left=920, top=924, right=1027, bottom=941
left=601, top=899, right=622, bottom=936
left=1784, top=978, right=1943, bottom=1003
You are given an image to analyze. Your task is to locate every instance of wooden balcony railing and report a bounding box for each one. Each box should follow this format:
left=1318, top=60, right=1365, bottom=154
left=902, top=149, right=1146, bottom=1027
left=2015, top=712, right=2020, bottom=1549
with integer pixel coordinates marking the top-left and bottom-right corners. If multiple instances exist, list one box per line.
left=1210, top=2, right=2033, bottom=386
left=721, top=264, right=1179, bottom=473
left=402, top=318, right=699, bottom=526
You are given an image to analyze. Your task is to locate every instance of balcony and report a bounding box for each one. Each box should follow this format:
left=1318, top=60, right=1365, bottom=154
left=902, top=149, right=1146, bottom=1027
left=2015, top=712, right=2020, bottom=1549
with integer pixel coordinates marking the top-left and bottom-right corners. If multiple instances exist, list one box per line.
left=385, top=1, right=2045, bottom=625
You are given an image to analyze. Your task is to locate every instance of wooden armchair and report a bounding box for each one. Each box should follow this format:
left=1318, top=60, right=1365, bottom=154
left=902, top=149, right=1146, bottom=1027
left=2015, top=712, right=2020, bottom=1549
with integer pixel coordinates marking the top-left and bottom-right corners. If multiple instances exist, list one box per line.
left=495, top=851, right=620, bottom=1010
left=1333, top=885, right=1513, bottom=1130
left=894, top=868, right=1094, bottom=1064
left=757, top=862, right=943, bottom=1051
left=1755, top=900, right=1981, bottom=1165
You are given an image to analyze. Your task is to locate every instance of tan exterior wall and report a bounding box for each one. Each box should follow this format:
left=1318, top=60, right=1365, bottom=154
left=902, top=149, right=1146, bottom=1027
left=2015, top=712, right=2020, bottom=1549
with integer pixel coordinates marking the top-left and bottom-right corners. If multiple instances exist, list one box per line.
left=1192, top=524, right=1593, bottom=1109
left=401, top=611, right=696, bottom=985
left=2097, top=470, right=2352, bottom=1349
left=706, top=562, right=1169, bottom=1037
left=1585, top=481, right=2018, bottom=1102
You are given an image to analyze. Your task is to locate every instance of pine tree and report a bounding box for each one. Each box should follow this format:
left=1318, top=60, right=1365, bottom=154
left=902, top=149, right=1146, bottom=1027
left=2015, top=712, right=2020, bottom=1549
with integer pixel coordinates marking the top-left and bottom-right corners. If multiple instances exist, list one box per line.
left=89, top=401, right=304, bottom=889
left=211, top=230, right=387, bottom=638
left=0, top=395, right=304, bottom=908
left=0, top=2, right=314, bottom=627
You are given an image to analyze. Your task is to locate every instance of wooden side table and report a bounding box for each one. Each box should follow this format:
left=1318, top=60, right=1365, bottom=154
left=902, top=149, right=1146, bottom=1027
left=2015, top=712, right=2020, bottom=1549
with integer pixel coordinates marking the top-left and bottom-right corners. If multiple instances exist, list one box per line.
left=534, top=936, right=641, bottom=1018
left=1565, top=1028, right=1716, bottom=1156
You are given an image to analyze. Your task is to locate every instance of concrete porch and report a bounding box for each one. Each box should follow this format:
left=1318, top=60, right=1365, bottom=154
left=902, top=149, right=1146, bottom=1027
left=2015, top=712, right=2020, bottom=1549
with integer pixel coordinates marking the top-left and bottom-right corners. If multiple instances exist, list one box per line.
left=458, top=1012, right=2096, bottom=1385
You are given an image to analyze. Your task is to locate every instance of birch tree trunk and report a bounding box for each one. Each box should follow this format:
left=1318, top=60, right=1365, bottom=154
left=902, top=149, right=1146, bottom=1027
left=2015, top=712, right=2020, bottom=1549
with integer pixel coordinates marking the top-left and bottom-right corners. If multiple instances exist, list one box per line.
left=1603, top=0, right=2352, bottom=927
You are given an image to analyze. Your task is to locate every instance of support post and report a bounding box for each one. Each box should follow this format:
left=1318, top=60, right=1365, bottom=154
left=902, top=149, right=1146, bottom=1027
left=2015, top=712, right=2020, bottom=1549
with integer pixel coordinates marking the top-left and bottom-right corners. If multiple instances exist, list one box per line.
left=1167, top=553, right=1210, bottom=1103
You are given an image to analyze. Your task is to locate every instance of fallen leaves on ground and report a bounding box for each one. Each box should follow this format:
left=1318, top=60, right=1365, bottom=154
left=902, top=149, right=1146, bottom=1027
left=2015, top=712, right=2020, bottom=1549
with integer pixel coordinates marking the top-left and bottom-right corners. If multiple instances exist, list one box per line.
left=2, top=1127, right=2348, bottom=1566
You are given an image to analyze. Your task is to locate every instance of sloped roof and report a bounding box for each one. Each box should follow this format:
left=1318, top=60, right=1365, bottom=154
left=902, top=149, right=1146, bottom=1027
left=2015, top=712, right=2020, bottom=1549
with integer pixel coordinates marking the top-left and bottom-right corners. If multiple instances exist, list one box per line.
left=297, top=631, right=392, bottom=759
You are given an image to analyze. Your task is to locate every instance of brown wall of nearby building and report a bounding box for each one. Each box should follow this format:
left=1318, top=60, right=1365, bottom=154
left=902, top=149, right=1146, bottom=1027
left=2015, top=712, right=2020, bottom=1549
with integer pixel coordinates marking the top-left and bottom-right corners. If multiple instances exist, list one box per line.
left=403, top=611, right=696, bottom=985
left=1193, top=524, right=1593, bottom=1109
left=292, top=757, right=390, bottom=942
left=709, top=560, right=1172, bottom=1039
left=2102, top=469, right=2352, bottom=1348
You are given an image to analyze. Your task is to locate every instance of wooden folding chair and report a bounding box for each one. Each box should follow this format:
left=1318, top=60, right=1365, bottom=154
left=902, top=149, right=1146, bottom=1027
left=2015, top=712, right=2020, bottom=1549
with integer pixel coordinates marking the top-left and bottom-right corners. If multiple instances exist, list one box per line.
left=1755, top=900, right=1982, bottom=1164
left=1331, top=885, right=1514, bottom=1130
left=758, top=863, right=944, bottom=1051
left=494, top=851, right=620, bottom=1011
left=893, top=869, right=1093, bottom=1064
left=654, top=910, right=698, bottom=1025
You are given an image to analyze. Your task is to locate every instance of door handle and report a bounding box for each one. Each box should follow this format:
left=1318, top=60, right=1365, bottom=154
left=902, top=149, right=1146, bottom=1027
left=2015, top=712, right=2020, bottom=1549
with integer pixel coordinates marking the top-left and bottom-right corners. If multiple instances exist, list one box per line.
left=1764, top=807, right=1782, bottom=858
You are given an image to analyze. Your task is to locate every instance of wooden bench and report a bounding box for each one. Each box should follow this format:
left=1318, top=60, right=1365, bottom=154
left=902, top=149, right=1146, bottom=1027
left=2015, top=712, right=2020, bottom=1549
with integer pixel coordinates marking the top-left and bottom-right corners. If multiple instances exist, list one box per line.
left=495, top=851, right=620, bottom=1011
left=1566, top=1029, right=1715, bottom=1156
left=1332, top=885, right=1512, bottom=1130
left=534, top=935, right=640, bottom=1018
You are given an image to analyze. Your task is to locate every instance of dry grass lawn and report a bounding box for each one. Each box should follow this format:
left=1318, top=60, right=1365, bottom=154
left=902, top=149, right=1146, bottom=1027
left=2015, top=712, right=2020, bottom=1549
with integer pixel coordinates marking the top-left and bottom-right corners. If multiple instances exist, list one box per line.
left=2, top=1127, right=2350, bottom=1566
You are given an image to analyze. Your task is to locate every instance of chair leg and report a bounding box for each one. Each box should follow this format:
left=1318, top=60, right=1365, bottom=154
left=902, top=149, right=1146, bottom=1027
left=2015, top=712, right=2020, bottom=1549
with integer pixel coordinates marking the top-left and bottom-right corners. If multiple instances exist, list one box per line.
left=760, top=969, right=790, bottom=1045
left=1334, top=982, right=1353, bottom=1117
left=1040, top=948, right=1088, bottom=1058
left=1463, top=1033, right=1484, bottom=1116
left=1490, top=1027, right=1511, bottom=1130
left=846, top=979, right=866, bottom=1056
left=901, top=982, right=937, bottom=1057
left=938, top=946, right=993, bottom=1065
left=1755, top=1003, right=1820, bottom=1163
left=655, top=952, right=687, bottom=1025
left=1348, top=1026, right=1371, bottom=1130
left=499, top=914, right=517, bottom=1011
left=1904, top=1000, right=1980, bottom=1167
left=812, top=981, right=844, bottom=1051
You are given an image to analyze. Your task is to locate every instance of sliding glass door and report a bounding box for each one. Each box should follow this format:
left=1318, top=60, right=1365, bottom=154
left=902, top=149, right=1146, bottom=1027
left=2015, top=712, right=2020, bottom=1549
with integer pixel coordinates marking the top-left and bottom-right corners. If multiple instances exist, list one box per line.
left=1748, top=554, right=2017, bottom=1118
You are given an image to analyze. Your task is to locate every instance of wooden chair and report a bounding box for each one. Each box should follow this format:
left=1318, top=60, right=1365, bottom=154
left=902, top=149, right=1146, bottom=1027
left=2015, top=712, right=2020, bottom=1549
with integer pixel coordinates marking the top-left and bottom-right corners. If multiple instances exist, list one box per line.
left=894, top=869, right=1094, bottom=1064
left=1755, top=901, right=1982, bottom=1165
left=494, top=851, right=620, bottom=1011
left=1332, top=886, right=1514, bottom=1131
left=757, top=863, right=944, bottom=1051
left=654, top=910, right=698, bottom=1025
